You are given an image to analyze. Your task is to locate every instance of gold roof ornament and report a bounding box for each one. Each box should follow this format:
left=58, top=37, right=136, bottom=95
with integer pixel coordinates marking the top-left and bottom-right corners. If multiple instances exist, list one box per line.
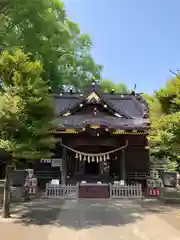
left=112, top=130, right=147, bottom=135
left=90, top=124, right=100, bottom=129
left=114, top=112, right=122, bottom=118
left=63, top=111, right=71, bottom=116
left=63, top=129, right=77, bottom=134
left=132, top=130, right=138, bottom=133
left=86, top=92, right=101, bottom=102
left=113, top=130, right=125, bottom=134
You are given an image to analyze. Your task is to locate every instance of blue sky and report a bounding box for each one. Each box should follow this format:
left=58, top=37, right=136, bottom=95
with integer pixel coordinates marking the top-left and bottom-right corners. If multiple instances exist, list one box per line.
left=63, top=0, right=180, bottom=93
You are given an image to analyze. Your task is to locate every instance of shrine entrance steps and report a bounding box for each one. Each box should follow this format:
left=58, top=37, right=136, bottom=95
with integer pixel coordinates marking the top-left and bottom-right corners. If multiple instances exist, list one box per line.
left=45, top=183, right=142, bottom=199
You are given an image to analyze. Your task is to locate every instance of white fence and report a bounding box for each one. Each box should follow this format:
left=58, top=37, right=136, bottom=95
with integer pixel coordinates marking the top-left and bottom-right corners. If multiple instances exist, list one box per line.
left=45, top=183, right=142, bottom=199
left=45, top=183, right=79, bottom=199
left=110, top=184, right=142, bottom=199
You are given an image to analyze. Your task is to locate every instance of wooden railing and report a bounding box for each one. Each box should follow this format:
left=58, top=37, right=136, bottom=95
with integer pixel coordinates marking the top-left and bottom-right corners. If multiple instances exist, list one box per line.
left=110, top=183, right=142, bottom=199
left=45, top=183, right=79, bottom=199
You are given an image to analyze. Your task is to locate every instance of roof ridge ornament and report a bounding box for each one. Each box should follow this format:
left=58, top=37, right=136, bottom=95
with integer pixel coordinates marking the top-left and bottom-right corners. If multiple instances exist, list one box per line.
left=91, top=78, right=100, bottom=92
left=131, top=83, right=137, bottom=96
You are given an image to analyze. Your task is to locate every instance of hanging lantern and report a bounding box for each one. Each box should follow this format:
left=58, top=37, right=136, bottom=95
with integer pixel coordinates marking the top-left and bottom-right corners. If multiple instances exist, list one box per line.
left=92, top=156, right=95, bottom=162
left=75, top=152, right=78, bottom=158
left=79, top=154, right=82, bottom=161
left=99, top=155, right=103, bottom=162
left=107, top=154, right=110, bottom=160
left=96, top=156, right=99, bottom=163
left=88, top=156, right=90, bottom=163
left=83, top=155, right=87, bottom=161
left=103, top=155, right=106, bottom=161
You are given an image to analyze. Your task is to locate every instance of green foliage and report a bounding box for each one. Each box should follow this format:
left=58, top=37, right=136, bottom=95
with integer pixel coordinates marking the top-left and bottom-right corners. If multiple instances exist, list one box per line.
left=0, top=49, right=55, bottom=161
left=156, top=76, right=180, bottom=113
left=147, top=75, right=180, bottom=171
left=0, top=0, right=102, bottom=90
left=99, top=79, right=129, bottom=93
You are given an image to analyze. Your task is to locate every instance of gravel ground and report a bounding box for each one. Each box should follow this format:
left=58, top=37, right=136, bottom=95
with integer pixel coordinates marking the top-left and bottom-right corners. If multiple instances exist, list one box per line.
left=0, top=198, right=180, bottom=240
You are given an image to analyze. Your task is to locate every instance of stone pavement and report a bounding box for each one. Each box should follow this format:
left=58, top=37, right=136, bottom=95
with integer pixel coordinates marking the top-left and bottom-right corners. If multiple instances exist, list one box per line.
left=1, top=198, right=180, bottom=239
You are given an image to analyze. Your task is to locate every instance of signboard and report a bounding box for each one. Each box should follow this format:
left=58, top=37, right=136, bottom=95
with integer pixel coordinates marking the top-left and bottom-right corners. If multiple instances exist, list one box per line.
left=120, top=180, right=125, bottom=185
left=40, top=159, right=51, bottom=163
left=51, top=179, right=60, bottom=185
left=51, top=158, right=62, bottom=167
left=41, top=158, right=62, bottom=169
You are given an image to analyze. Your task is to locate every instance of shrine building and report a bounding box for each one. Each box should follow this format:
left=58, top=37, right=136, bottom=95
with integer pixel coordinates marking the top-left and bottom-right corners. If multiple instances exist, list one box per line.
left=34, top=80, right=150, bottom=190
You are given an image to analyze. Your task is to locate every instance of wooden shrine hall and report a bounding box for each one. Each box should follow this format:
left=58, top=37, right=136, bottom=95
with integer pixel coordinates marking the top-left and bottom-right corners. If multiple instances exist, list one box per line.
left=36, top=80, right=150, bottom=191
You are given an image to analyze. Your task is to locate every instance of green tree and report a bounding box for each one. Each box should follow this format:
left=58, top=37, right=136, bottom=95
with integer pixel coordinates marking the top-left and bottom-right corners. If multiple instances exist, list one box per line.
left=146, top=76, right=180, bottom=171
left=99, top=79, right=129, bottom=93
left=0, top=49, right=55, bottom=218
left=0, top=0, right=9, bottom=14
left=0, top=0, right=102, bottom=90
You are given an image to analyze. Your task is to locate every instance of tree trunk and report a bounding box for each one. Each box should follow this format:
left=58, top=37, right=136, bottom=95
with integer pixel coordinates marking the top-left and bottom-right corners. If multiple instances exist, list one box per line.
left=2, top=158, right=12, bottom=218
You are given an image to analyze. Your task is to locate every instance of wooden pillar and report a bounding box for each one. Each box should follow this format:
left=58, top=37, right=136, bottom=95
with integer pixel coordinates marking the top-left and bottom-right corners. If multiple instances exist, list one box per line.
left=120, top=149, right=126, bottom=182
left=80, top=161, right=84, bottom=174
left=75, top=157, right=78, bottom=173
left=99, top=161, right=104, bottom=174
left=61, top=145, right=67, bottom=184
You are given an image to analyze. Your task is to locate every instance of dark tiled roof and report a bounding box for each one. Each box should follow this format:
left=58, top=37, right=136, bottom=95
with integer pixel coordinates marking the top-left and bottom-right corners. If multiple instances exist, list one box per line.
left=54, top=92, right=148, bottom=119
left=54, top=95, right=79, bottom=115
left=53, top=80, right=149, bottom=129
left=109, top=99, right=143, bottom=118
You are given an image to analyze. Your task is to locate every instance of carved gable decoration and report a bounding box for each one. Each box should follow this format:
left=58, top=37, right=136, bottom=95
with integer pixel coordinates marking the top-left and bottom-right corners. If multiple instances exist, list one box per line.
left=61, top=90, right=123, bottom=118
left=86, top=92, right=101, bottom=102
left=59, top=81, right=133, bottom=119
